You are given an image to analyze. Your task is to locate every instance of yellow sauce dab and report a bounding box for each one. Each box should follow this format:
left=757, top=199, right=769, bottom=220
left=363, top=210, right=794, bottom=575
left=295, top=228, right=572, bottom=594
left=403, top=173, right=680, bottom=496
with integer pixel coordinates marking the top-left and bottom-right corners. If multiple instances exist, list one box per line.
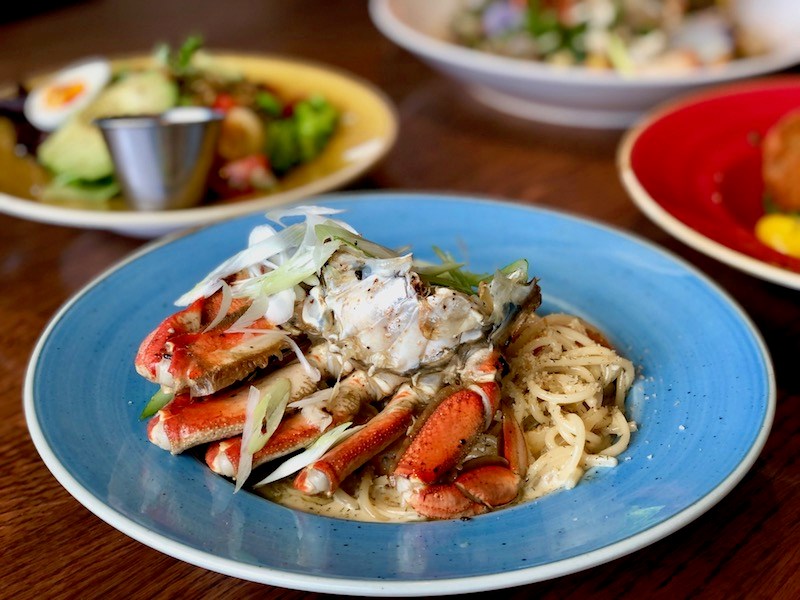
left=755, top=213, right=800, bottom=258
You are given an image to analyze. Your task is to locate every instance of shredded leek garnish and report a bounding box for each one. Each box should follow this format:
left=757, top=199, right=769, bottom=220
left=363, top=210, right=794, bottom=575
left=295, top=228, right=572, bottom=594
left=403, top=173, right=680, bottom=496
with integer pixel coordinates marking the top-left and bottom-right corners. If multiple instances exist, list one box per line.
left=414, top=246, right=488, bottom=294
left=175, top=222, right=306, bottom=306
left=255, top=422, right=362, bottom=486
left=499, top=258, right=529, bottom=278
left=235, top=378, right=291, bottom=492
left=202, top=280, right=232, bottom=332
left=232, top=239, right=341, bottom=299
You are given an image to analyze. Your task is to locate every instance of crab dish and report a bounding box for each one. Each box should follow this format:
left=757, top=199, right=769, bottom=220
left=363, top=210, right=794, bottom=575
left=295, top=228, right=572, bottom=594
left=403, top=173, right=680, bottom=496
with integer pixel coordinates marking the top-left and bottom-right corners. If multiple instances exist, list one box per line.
left=135, top=206, right=635, bottom=521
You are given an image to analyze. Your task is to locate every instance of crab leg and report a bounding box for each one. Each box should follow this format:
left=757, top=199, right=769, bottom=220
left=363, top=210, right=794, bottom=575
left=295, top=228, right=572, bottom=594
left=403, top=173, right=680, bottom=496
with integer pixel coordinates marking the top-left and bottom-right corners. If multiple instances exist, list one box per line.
left=206, top=413, right=325, bottom=477
left=206, top=370, right=407, bottom=479
left=135, top=288, right=295, bottom=397
left=147, top=344, right=340, bottom=453
left=148, top=359, right=321, bottom=454
left=293, top=382, right=427, bottom=496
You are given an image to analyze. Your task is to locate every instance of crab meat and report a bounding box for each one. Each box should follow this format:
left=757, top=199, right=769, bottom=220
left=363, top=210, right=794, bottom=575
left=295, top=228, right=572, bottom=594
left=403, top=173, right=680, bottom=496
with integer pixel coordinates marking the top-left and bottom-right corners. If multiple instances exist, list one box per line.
left=302, top=252, right=487, bottom=373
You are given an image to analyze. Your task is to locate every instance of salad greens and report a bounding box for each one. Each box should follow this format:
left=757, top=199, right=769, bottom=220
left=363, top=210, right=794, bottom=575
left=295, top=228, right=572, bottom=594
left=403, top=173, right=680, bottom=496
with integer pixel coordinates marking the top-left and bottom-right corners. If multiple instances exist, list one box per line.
left=452, top=0, right=747, bottom=75
left=32, top=36, right=340, bottom=205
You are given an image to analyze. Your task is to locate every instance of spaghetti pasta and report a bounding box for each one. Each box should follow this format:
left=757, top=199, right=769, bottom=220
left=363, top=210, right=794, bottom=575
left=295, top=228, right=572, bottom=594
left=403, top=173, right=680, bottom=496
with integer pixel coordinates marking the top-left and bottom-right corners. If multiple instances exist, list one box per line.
left=503, top=313, right=636, bottom=501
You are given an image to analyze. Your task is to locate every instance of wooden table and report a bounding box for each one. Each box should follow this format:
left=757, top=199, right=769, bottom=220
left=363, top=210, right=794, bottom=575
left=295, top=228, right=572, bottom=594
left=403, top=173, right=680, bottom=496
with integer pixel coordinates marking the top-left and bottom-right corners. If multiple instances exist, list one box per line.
left=2, top=2, right=798, bottom=598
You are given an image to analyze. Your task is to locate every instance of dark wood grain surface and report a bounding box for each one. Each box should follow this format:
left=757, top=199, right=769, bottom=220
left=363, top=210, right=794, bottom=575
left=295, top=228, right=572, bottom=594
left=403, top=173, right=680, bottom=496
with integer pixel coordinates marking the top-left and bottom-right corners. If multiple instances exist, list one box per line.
left=2, top=2, right=798, bottom=599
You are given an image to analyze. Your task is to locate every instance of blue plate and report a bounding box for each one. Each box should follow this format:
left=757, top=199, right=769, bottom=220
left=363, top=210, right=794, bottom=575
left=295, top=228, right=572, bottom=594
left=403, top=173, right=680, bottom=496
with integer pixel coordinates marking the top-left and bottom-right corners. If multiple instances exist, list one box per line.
left=25, top=193, right=775, bottom=595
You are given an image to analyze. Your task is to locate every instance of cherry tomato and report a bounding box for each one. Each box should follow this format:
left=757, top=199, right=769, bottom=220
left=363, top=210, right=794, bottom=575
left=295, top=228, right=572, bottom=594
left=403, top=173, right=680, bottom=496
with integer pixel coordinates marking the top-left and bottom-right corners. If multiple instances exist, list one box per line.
left=212, top=93, right=237, bottom=112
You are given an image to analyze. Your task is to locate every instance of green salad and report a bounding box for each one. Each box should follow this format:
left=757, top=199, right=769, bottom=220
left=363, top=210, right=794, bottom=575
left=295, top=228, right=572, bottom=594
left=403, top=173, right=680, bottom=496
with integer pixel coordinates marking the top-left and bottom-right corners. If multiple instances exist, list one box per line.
left=27, top=36, right=339, bottom=204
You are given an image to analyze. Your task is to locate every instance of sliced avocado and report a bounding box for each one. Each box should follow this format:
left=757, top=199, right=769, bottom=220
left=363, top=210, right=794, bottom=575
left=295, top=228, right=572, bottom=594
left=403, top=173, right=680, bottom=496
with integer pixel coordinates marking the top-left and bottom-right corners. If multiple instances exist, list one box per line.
left=83, top=70, right=178, bottom=120
left=38, top=119, right=114, bottom=181
left=38, top=70, right=178, bottom=181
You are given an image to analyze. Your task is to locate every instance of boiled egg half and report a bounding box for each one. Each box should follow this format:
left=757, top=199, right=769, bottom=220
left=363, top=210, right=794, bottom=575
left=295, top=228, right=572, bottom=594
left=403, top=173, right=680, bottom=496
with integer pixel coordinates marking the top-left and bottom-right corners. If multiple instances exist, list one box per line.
left=24, top=58, right=112, bottom=132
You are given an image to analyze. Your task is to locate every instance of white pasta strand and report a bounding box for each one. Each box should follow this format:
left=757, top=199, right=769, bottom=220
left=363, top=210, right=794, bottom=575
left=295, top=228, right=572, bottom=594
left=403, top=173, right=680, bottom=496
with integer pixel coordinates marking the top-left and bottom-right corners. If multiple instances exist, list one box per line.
left=503, top=313, right=635, bottom=501
left=599, top=409, right=632, bottom=457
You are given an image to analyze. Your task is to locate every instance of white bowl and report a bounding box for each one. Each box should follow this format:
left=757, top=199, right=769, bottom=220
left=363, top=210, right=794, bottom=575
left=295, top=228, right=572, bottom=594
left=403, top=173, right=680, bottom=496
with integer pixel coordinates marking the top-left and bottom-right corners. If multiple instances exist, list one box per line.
left=369, top=0, right=800, bottom=129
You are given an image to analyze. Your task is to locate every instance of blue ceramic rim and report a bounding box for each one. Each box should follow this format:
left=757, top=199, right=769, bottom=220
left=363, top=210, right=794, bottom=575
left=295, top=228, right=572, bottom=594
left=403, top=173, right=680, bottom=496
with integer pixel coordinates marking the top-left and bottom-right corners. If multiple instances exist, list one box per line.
left=24, top=191, right=776, bottom=596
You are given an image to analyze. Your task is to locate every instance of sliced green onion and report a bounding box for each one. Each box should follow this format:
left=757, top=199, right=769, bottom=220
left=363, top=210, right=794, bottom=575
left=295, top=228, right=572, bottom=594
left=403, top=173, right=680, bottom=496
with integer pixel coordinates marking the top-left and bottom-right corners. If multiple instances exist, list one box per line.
left=254, top=422, right=361, bottom=486
left=235, top=378, right=292, bottom=492
left=139, top=388, right=173, bottom=420
left=175, top=222, right=306, bottom=306
left=414, top=246, right=489, bottom=294
left=246, top=378, right=291, bottom=453
left=202, top=280, right=232, bottom=332
left=499, top=258, right=529, bottom=278
left=607, top=33, right=635, bottom=76
left=227, top=293, right=269, bottom=331
left=233, top=239, right=341, bottom=299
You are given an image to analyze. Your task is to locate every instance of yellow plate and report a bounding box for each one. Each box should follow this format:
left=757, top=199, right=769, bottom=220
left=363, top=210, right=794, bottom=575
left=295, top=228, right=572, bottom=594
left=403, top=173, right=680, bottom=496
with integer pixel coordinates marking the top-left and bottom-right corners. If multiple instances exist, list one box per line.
left=0, top=53, right=398, bottom=237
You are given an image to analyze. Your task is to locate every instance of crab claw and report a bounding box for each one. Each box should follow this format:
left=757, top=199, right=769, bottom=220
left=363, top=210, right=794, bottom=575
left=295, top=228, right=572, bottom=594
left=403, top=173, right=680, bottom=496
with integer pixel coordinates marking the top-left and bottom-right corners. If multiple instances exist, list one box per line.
left=393, top=348, right=502, bottom=484
left=392, top=347, right=531, bottom=520
left=402, top=408, right=528, bottom=520
left=135, top=289, right=295, bottom=397
left=135, top=297, right=205, bottom=382
left=393, top=383, right=499, bottom=484
left=406, top=464, right=522, bottom=520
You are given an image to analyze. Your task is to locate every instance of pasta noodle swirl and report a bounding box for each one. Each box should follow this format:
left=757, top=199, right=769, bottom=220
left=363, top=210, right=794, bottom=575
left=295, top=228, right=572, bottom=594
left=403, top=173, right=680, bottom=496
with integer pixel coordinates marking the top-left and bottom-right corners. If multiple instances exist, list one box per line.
left=503, top=313, right=635, bottom=501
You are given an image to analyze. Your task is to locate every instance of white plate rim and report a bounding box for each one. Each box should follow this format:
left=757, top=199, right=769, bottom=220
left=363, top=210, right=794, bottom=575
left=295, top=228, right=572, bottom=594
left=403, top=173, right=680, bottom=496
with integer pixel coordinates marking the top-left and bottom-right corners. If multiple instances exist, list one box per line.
left=370, top=0, right=800, bottom=89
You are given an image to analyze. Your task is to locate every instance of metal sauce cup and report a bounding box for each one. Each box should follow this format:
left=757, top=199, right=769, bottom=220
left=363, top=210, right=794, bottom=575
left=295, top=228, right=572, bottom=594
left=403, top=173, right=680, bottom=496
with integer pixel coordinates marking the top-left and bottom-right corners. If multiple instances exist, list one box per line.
left=96, top=106, right=223, bottom=211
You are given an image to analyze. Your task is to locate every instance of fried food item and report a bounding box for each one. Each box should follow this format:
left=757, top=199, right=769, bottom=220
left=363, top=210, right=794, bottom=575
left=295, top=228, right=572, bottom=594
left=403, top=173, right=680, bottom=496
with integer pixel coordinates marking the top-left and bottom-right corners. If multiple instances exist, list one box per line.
left=763, top=109, right=800, bottom=211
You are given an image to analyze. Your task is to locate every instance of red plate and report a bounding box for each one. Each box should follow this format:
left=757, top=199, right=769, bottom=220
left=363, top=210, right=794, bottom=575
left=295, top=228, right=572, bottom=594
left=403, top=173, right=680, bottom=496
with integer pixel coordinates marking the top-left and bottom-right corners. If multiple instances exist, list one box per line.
left=618, top=77, right=800, bottom=289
